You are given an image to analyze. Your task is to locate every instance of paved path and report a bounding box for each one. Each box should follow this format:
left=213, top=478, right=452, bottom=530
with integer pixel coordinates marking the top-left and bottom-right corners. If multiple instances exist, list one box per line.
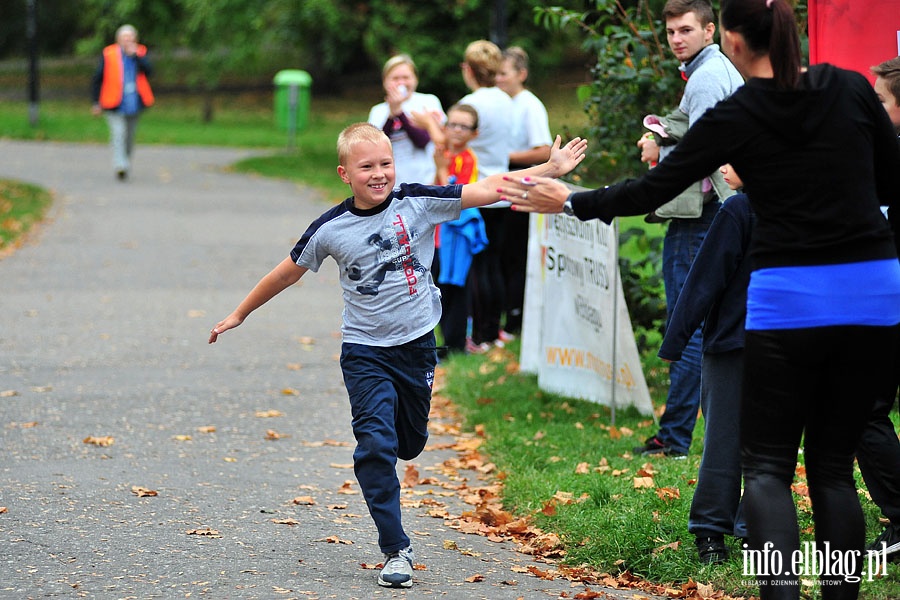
left=0, top=140, right=657, bottom=600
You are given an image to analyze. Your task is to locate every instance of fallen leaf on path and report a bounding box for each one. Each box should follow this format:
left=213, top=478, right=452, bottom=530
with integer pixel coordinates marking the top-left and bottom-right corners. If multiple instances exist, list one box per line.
left=272, top=518, right=300, bottom=526
left=83, top=436, right=114, bottom=447
left=173, top=435, right=192, bottom=441
left=281, top=388, right=299, bottom=396
left=315, top=535, right=352, bottom=544
left=265, top=430, right=290, bottom=440
left=131, top=486, right=158, bottom=497
left=337, top=480, right=358, bottom=494
left=255, top=410, right=284, bottom=418
left=465, top=574, right=485, bottom=582
left=329, top=463, right=353, bottom=469
left=0, top=507, right=7, bottom=514
left=0, top=390, right=19, bottom=397
left=292, top=496, right=316, bottom=505
left=401, top=464, right=419, bottom=488
left=197, top=426, right=216, bottom=433
left=186, top=528, right=220, bottom=537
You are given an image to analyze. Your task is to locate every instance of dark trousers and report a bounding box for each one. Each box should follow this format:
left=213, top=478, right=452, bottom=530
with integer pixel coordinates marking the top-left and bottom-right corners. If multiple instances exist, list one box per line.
left=470, top=207, right=506, bottom=344
left=741, top=324, right=899, bottom=600
left=500, top=208, right=530, bottom=334
left=340, top=331, right=437, bottom=554
left=689, top=349, right=746, bottom=539
left=438, top=283, right=469, bottom=354
left=856, top=341, right=900, bottom=523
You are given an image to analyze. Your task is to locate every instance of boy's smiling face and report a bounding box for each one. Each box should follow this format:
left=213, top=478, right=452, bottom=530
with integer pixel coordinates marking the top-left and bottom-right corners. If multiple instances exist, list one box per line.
left=337, top=139, right=396, bottom=210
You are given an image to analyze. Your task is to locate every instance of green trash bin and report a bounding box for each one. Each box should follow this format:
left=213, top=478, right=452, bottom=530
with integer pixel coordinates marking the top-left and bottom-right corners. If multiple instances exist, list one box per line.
left=273, top=69, right=312, bottom=133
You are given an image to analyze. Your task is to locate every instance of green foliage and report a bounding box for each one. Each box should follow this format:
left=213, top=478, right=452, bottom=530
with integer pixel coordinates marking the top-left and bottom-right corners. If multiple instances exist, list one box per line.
left=537, top=1, right=682, bottom=185
left=617, top=224, right=666, bottom=352
left=361, top=0, right=585, bottom=106
left=439, top=342, right=900, bottom=598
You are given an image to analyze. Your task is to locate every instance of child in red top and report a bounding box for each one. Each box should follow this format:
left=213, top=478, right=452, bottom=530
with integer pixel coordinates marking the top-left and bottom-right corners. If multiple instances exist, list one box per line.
left=415, top=104, right=488, bottom=354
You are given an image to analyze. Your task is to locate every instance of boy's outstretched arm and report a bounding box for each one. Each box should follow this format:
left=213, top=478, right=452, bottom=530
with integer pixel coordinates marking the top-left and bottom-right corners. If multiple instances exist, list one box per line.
left=209, top=257, right=308, bottom=343
left=460, top=135, right=587, bottom=208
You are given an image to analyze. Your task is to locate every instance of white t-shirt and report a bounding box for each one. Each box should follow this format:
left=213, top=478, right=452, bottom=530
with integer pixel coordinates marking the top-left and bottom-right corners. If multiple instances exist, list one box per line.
left=459, top=86, right=514, bottom=180
left=509, top=89, right=552, bottom=156
left=368, top=92, right=445, bottom=186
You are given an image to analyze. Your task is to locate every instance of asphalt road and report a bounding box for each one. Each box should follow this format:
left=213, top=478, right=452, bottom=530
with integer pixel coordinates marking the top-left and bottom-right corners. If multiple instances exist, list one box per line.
left=0, top=140, right=660, bottom=600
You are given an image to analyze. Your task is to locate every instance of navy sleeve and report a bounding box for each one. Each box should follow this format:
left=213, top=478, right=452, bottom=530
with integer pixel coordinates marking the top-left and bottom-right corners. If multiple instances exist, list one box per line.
left=657, top=196, right=749, bottom=361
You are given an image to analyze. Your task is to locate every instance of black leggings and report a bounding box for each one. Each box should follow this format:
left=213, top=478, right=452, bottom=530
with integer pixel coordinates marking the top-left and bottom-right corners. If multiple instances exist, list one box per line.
left=741, top=324, right=899, bottom=600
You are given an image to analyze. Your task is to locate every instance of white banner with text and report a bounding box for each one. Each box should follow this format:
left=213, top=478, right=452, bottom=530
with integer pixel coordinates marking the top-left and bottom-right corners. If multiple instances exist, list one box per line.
left=520, top=212, right=654, bottom=416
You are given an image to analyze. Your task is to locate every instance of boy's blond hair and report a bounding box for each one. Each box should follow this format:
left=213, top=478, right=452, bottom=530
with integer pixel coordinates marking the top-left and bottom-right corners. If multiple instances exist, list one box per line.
left=336, top=123, right=391, bottom=165
left=463, top=40, right=502, bottom=88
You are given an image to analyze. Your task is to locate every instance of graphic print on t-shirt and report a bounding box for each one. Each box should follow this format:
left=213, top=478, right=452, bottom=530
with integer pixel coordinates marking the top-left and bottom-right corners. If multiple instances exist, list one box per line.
left=345, top=213, right=425, bottom=297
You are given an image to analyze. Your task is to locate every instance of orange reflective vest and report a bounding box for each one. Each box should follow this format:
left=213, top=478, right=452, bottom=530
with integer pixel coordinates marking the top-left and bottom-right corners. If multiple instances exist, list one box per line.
left=98, top=44, right=154, bottom=110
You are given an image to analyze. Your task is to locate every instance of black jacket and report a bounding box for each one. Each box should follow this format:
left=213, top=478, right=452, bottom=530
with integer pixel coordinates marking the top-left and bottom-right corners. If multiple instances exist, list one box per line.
left=571, top=64, right=900, bottom=272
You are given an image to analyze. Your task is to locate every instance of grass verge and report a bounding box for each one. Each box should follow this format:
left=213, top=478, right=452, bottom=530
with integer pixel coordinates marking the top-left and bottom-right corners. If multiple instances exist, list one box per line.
left=438, top=341, right=900, bottom=599
left=0, top=179, right=53, bottom=255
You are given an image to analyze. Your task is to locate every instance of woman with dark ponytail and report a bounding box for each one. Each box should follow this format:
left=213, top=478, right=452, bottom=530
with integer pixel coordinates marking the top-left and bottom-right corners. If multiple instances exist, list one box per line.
left=502, top=1, right=900, bottom=597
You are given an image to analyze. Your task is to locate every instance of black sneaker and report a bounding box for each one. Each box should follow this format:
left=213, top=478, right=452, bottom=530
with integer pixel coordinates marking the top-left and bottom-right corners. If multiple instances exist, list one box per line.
left=696, top=535, right=728, bottom=565
left=633, top=435, right=687, bottom=458
left=867, top=523, right=900, bottom=562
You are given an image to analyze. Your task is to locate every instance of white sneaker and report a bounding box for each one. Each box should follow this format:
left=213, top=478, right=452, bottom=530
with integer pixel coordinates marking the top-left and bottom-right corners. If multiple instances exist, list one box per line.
left=377, top=546, right=414, bottom=588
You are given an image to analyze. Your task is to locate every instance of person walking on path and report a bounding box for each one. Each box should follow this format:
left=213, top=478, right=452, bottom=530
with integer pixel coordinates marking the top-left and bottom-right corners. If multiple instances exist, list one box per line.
left=501, top=0, right=900, bottom=596
left=208, top=123, right=586, bottom=589
left=91, top=24, right=154, bottom=181
left=631, top=0, right=743, bottom=459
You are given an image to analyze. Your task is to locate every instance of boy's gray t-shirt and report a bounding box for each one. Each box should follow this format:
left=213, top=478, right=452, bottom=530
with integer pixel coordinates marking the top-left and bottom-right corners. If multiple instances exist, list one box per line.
left=291, top=183, right=463, bottom=347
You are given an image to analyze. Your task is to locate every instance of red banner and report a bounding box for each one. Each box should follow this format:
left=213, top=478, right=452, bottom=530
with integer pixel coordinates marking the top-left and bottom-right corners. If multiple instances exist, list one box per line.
left=808, top=0, right=900, bottom=84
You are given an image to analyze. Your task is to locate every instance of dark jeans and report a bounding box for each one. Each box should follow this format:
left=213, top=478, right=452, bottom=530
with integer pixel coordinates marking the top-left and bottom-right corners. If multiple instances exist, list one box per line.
left=657, top=201, right=719, bottom=454
left=689, top=349, right=746, bottom=539
left=340, top=331, right=437, bottom=554
left=741, top=324, right=899, bottom=600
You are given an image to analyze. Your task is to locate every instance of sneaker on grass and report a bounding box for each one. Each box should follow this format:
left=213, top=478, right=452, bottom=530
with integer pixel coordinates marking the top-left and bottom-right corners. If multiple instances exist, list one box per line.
left=377, top=546, right=415, bottom=588
left=633, top=435, right=687, bottom=458
left=867, top=522, right=900, bottom=562
left=696, top=535, right=728, bottom=565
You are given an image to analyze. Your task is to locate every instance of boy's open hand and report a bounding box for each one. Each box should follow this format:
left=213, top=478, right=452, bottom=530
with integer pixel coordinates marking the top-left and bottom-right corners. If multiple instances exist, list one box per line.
left=208, top=314, right=244, bottom=344
left=548, top=135, right=588, bottom=177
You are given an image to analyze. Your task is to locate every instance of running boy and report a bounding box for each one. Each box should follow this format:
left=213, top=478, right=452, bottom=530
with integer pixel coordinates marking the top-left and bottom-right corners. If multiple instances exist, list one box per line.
left=208, top=123, right=586, bottom=588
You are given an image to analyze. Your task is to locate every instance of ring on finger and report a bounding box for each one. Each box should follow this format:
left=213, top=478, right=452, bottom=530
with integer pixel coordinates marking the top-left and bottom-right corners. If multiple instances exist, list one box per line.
left=522, top=191, right=528, bottom=200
